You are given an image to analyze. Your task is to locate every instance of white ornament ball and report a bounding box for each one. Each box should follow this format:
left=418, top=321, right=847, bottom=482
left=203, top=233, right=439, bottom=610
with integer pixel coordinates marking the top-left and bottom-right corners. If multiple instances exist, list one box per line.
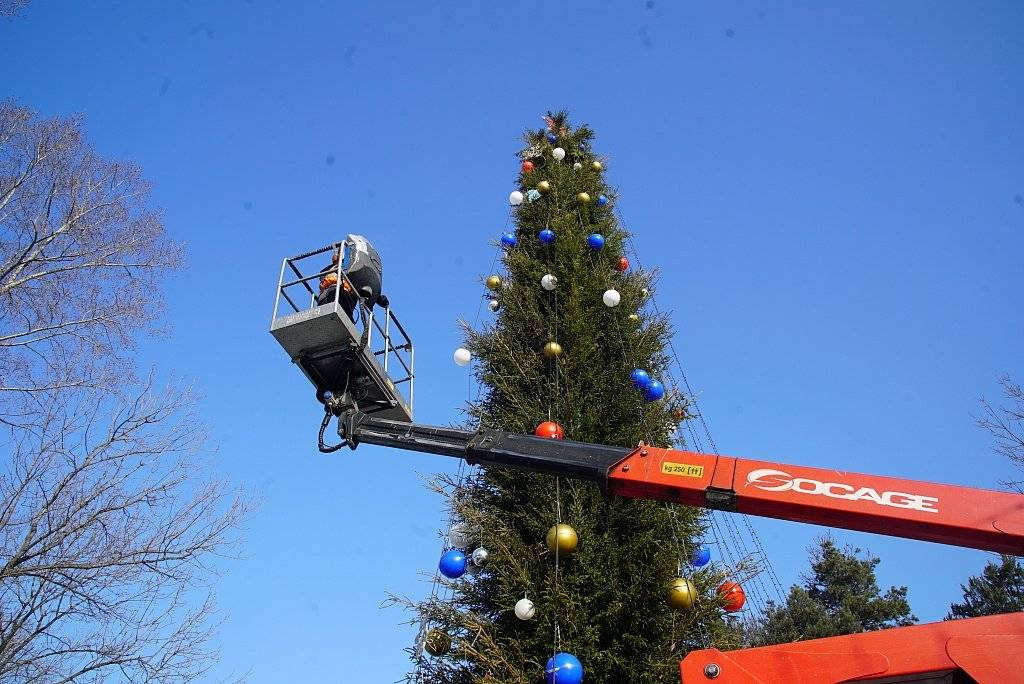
left=453, top=348, right=472, bottom=366
left=472, top=547, right=489, bottom=567
left=509, top=191, right=525, bottom=206
left=514, top=597, right=536, bottom=620
left=448, top=523, right=472, bottom=549
left=552, top=147, right=566, bottom=161
left=602, top=289, right=621, bottom=307
left=573, top=162, right=583, bottom=170
left=541, top=274, right=558, bottom=291
left=488, top=299, right=500, bottom=312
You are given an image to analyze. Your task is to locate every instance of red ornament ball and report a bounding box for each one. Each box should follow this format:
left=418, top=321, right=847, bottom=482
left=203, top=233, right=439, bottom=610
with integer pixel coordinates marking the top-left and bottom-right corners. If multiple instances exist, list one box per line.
left=521, top=160, right=535, bottom=173
left=717, top=581, right=746, bottom=612
left=535, top=421, right=565, bottom=440
left=615, top=256, right=630, bottom=272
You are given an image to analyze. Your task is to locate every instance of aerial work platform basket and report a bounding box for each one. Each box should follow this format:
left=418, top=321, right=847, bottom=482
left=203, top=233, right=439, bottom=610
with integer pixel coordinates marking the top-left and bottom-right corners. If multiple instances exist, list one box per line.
left=270, top=240, right=413, bottom=422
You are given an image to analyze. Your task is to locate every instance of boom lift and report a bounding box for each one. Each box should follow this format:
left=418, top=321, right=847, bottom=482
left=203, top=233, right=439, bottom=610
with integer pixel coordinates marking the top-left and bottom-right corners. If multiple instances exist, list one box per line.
left=271, top=242, right=1024, bottom=683
left=333, top=413, right=1024, bottom=683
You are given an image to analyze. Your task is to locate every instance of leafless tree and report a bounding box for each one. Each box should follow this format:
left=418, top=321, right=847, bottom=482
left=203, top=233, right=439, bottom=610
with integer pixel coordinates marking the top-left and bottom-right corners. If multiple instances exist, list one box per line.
left=0, top=101, right=247, bottom=683
left=0, top=100, right=182, bottom=407
left=0, top=0, right=29, bottom=18
left=978, top=376, right=1024, bottom=493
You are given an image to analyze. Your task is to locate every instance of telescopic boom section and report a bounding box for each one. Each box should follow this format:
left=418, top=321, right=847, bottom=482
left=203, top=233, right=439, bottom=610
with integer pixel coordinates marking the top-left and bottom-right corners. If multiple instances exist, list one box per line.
left=338, top=412, right=1024, bottom=556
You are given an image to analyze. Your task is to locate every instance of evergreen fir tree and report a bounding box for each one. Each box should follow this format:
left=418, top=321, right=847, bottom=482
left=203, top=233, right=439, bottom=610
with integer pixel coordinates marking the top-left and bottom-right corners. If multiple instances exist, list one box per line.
left=402, top=112, right=744, bottom=683
left=947, top=555, right=1024, bottom=619
left=749, top=538, right=915, bottom=646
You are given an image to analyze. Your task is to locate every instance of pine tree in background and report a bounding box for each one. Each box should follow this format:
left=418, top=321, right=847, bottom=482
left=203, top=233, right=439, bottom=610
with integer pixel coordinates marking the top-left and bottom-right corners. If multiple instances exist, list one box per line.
left=947, top=555, right=1024, bottom=619
left=749, top=538, right=915, bottom=646
left=400, top=113, right=748, bottom=683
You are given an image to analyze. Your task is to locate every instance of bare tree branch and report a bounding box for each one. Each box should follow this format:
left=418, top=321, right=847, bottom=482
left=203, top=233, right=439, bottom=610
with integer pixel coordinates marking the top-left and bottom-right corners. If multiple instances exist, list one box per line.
left=0, top=101, right=184, bottom=411
left=0, top=102, right=246, bottom=684
left=977, top=376, right=1024, bottom=493
left=0, top=0, right=29, bottom=19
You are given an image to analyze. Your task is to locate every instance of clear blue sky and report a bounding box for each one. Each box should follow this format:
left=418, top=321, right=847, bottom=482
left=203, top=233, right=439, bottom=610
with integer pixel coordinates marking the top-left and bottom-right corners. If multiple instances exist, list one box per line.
left=3, top=1, right=1023, bottom=680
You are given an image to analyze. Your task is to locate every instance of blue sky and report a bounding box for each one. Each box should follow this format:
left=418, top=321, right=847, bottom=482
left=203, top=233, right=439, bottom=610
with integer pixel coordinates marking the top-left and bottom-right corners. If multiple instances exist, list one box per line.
left=3, top=1, right=1023, bottom=680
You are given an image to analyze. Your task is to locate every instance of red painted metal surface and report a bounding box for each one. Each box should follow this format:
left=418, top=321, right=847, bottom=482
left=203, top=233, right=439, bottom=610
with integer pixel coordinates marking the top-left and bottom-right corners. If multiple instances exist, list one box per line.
left=679, top=612, right=1024, bottom=683
left=607, top=446, right=1024, bottom=555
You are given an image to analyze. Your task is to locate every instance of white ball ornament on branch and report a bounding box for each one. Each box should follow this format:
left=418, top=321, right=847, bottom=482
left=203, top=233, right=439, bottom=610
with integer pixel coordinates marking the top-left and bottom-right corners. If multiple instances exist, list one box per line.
left=472, top=547, right=489, bottom=567
left=488, top=298, right=500, bottom=312
left=509, top=190, right=525, bottom=206
left=573, top=162, right=583, bottom=170
left=448, top=523, right=472, bottom=549
left=541, top=274, right=558, bottom=291
left=453, top=348, right=472, bottom=366
left=552, top=147, right=566, bottom=161
left=602, top=289, right=621, bottom=307
left=514, top=597, right=536, bottom=620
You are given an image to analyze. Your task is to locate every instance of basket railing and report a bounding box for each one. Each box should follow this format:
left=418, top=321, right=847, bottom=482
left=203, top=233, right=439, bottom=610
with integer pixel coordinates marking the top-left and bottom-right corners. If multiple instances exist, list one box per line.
left=272, top=242, right=414, bottom=413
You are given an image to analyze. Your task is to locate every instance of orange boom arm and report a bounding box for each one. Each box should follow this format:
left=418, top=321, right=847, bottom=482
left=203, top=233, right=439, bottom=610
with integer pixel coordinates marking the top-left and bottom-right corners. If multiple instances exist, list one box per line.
left=607, top=446, right=1024, bottom=555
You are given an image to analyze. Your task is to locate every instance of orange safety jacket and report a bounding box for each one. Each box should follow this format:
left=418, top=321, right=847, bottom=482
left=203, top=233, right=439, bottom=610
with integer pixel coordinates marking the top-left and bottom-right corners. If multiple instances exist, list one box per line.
left=319, top=271, right=352, bottom=294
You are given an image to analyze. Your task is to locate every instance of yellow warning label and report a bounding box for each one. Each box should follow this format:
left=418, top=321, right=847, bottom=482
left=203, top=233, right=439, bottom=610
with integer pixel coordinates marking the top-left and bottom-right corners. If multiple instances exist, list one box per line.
left=661, top=462, right=705, bottom=478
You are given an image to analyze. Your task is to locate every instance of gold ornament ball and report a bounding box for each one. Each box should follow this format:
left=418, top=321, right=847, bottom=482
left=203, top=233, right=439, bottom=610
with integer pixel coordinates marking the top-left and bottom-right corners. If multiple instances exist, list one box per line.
left=576, top=192, right=591, bottom=205
left=628, top=314, right=641, bottom=322
left=592, top=160, right=603, bottom=172
left=666, top=577, right=697, bottom=610
left=486, top=275, right=502, bottom=291
left=537, top=180, right=552, bottom=194
left=546, top=523, right=579, bottom=555
left=424, top=629, right=451, bottom=657
left=543, top=341, right=563, bottom=359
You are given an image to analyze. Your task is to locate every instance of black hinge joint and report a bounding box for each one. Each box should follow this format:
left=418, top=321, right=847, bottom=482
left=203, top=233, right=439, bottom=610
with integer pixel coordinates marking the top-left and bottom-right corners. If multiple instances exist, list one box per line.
left=705, top=487, right=738, bottom=512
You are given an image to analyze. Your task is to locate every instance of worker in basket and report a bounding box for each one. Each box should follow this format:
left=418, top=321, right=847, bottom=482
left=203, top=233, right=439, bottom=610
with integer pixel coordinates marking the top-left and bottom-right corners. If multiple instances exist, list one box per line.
left=317, top=234, right=388, bottom=319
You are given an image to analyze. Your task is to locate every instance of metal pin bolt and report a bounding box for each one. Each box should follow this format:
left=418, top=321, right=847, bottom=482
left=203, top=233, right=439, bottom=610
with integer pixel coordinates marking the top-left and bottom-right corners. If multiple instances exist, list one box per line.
left=704, top=663, right=721, bottom=679
left=640, top=448, right=649, bottom=457
left=621, top=464, right=630, bottom=472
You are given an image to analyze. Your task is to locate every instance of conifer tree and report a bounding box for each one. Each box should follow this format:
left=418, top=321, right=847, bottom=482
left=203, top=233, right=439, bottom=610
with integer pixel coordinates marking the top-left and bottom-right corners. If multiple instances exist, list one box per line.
left=402, top=113, right=743, bottom=683
left=947, top=555, right=1024, bottom=619
left=749, top=538, right=915, bottom=646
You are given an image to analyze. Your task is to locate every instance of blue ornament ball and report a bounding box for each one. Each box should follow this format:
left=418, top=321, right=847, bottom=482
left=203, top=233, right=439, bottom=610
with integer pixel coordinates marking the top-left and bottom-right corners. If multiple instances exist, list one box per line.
left=691, top=546, right=711, bottom=567
left=596, top=194, right=609, bottom=207
left=644, top=379, right=665, bottom=402
left=630, top=369, right=651, bottom=390
left=526, top=189, right=541, bottom=203
left=438, top=549, right=467, bottom=579
left=546, top=652, right=583, bottom=684
left=500, top=232, right=517, bottom=248
left=538, top=228, right=556, bottom=245
left=587, top=233, right=605, bottom=250
left=546, top=133, right=558, bottom=144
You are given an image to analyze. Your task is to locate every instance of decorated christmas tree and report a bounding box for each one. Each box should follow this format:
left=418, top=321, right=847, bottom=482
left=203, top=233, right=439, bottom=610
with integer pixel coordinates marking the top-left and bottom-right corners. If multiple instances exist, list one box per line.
left=402, top=112, right=749, bottom=683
